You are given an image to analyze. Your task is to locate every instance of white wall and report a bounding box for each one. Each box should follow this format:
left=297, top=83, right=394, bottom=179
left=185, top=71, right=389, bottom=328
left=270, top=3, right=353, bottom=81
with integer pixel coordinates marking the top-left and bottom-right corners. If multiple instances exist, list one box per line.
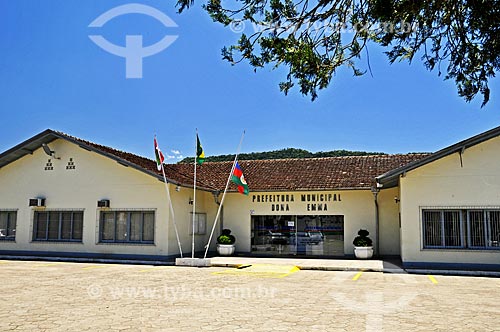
left=222, top=190, right=382, bottom=255
left=400, top=135, right=500, bottom=265
left=378, top=187, right=401, bottom=255
left=0, top=138, right=215, bottom=258
left=167, top=186, right=218, bottom=256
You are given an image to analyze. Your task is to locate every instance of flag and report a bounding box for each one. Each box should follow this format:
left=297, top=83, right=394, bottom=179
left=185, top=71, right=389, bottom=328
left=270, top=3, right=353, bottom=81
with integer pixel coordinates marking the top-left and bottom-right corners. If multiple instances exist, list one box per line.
left=196, top=134, right=205, bottom=165
left=231, top=161, right=249, bottom=195
left=154, top=137, right=165, bottom=171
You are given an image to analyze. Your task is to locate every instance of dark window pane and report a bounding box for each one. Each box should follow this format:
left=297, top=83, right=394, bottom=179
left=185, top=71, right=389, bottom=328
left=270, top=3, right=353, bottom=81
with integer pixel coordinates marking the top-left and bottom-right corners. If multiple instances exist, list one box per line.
left=36, top=212, right=48, bottom=240
left=101, top=212, right=115, bottom=241
left=423, top=211, right=442, bottom=247
left=7, top=212, right=16, bottom=238
left=469, top=211, right=485, bottom=247
left=73, top=212, right=83, bottom=240
left=115, top=212, right=128, bottom=241
left=48, top=212, right=60, bottom=240
left=0, top=212, right=7, bottom=238
left=61, top=212, right=72, bottom=239
left=488, top=211, right=500, bottom=247
left=130, top=212, right=142, bottom=241
left=443, top=211, right=461, bottom=247
left=143, top=212, right=154, bottom=242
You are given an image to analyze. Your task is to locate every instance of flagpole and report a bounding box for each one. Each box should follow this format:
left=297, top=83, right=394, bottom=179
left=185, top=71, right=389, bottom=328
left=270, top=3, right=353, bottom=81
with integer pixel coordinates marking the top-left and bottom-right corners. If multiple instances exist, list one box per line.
left=204, top=130, right=245, bottom=259
left=156, top=136, right=183, bottom=258
left=191, top=129, right=198, bottom=258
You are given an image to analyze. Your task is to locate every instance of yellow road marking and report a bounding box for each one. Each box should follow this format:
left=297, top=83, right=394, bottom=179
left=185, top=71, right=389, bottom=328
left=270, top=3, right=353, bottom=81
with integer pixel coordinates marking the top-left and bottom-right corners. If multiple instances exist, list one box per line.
left=30, top=262, right=64, bottom=267
left=138, top=266, right=175, bottom=272
left=82, top=265, right=107, bottom=270
left=32, top=263, right=57, bottom=267
left=212, top=264, right=300, bottom=278
left=352, top=271, right=363, bottom=281
left=428, top=275, right=438, bottom=284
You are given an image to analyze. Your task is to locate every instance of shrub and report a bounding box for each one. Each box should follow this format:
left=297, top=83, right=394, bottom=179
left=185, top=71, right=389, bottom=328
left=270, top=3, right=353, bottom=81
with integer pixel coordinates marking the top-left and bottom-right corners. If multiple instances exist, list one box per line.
left=217, top=229, right=236, bottom=245
left=353, top=229, right=373, bottom=247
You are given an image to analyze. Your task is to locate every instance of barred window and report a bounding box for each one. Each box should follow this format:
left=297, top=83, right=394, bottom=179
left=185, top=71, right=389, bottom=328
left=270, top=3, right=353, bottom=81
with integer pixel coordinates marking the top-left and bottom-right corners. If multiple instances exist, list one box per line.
left=422, top=210, right=463, bottom=248
left=0, top=211, right=17, bottom=241
left=33, top=211, right=83, bottom=242
left=99, top=211, right=154, bottom=244
left=423, top=209, right=500, bottom=249
left=468, top=210, right=500, bottom=248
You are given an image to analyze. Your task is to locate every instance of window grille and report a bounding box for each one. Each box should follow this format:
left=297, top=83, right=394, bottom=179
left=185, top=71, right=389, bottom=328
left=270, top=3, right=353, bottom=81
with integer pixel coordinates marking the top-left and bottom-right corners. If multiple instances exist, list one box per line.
left=423, top=208, right=500, bottom=249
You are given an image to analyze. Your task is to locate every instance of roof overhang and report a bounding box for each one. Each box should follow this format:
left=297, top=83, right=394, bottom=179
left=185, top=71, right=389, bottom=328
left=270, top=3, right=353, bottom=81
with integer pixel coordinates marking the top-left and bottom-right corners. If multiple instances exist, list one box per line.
left=0, top=129, right=60, bottom=169
left=0, top=129, right=202, bottom=189
left=376, top=125, right=500, bottom=188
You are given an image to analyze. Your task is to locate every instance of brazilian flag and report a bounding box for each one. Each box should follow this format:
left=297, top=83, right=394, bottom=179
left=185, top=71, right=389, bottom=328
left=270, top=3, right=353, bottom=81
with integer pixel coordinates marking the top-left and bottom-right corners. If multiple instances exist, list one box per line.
left=196, top=134, right=205, bottom=165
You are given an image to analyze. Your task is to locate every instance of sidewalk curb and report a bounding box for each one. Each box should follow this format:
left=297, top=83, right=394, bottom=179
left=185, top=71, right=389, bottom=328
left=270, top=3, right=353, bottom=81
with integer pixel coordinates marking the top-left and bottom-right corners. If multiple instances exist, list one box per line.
left=0, top=255, right=174, bottom=266
left=405, top=269, right=500, bottom=277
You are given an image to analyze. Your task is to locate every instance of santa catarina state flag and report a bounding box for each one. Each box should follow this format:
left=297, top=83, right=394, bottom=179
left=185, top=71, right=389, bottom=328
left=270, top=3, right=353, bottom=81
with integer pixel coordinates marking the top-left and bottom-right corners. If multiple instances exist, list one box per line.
left=154, top=137, right=165, bottom=171
left=231, top=162, right=249, bottom=195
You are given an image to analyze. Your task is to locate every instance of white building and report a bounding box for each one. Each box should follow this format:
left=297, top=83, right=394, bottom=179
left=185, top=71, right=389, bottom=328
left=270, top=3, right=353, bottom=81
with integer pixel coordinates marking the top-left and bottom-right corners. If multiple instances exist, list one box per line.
left=0, top=128, right=499, bottom=270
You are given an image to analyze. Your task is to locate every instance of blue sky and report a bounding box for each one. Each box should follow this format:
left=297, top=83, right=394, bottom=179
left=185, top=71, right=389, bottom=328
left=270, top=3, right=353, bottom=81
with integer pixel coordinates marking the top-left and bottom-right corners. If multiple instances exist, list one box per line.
left=1, top=0, right=500, bottom=162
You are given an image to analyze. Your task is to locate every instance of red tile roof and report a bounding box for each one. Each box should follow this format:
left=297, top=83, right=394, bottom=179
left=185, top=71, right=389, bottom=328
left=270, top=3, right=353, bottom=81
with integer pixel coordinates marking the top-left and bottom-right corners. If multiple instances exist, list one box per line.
left=174, top=155, right=429, bottom=191
left=58, top=131, right=429, bottom=192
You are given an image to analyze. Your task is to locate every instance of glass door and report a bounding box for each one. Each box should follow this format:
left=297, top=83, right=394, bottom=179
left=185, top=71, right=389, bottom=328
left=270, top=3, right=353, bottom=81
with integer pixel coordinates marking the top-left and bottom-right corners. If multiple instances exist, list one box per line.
left=251, top=215, right=296, bottom=255
left=251, top=215, right=344, bottom=256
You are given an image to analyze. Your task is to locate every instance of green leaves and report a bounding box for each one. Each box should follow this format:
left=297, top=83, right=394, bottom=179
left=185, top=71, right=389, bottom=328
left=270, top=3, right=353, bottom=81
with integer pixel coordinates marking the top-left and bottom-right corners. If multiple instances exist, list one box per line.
left=179, top=147, right=385, bottom=163
left=177, top=0, right=500, bottom=106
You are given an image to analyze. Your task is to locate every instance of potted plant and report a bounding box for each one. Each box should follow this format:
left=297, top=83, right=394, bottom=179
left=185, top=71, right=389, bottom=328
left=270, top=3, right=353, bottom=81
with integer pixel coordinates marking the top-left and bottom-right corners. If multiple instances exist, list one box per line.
left=217, top=229, right=236, bottom=256
left=353, top=229, right=374, bottom=259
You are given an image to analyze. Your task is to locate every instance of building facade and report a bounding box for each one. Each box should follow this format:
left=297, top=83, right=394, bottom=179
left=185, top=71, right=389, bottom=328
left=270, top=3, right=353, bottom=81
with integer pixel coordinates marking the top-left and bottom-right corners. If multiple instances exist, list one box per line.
left=0, top=128, right=499, bottom=270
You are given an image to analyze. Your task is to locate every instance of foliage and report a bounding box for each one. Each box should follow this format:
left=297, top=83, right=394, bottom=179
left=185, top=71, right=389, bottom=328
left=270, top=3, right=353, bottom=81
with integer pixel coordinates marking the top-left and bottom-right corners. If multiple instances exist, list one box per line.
left=179, top=147, right=385, bottom=163
left=176, top=0, right=499, bottom=106
left=353, top=229, right=373, bottom=247
left=217, top=229, right=236, bottom=244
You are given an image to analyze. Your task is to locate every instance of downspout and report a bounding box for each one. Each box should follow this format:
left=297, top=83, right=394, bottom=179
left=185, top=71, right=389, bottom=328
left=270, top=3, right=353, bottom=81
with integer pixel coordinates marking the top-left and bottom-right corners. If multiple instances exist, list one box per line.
left=371, top=186, right=380, bottom=257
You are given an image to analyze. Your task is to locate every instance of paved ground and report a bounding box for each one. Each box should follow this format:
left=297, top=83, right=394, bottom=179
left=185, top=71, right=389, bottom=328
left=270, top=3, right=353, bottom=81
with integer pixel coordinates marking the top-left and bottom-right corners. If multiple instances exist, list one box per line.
left=0, top=259, right=499, bottom=332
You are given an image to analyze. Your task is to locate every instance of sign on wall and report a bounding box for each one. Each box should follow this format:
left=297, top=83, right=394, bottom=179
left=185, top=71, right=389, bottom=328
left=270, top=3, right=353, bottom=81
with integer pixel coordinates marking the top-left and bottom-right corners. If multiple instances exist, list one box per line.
left=251, top=193, right=342, bottom=212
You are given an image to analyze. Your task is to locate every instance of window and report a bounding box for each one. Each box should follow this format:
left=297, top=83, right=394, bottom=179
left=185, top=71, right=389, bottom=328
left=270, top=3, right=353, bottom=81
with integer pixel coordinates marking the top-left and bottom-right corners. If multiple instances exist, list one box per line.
left=468, top=210, right=500, bottom=248
left=33, top=211, right=83, bottom=242
left=0, top=211, right=17, bottom=241
left=422, top=209, right=500, bottom=249
left=422, top=210, right=463, bottom=248
left=99, top=211, right=154, bottom=244
left=189, top=213, right=207, bottom=235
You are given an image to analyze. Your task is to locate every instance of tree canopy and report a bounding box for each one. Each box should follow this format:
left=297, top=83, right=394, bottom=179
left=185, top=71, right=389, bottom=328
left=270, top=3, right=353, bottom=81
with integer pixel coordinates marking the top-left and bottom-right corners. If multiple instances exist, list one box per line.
left=177, top=0, right=500, bottom=106
left=179, top=147, right=386, bottom=163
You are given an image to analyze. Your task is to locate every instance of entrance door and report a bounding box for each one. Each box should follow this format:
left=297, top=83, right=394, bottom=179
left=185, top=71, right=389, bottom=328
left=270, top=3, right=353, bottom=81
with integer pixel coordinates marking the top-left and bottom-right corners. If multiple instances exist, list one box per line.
left=251, top=215, right=344, bottom=256
left=251, top=215, right=296, bottom=255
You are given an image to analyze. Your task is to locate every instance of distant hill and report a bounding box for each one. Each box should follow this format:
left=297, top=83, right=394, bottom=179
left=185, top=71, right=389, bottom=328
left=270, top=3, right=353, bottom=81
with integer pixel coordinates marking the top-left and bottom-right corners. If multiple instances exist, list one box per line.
left=179, top=148, right=386, bottom=163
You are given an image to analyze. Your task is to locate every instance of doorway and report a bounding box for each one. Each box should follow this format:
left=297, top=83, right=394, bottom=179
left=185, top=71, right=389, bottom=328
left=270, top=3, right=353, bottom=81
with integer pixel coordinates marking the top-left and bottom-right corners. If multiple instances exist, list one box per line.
left=251, top=215, right=344, bottom=256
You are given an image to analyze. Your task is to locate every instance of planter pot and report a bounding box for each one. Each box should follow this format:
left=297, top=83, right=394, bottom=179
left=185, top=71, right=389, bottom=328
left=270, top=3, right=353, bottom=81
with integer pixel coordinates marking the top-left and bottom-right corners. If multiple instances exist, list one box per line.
left=217, top=244, right=235, bottom=256
left=354, top=246, right=373, bottom=259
